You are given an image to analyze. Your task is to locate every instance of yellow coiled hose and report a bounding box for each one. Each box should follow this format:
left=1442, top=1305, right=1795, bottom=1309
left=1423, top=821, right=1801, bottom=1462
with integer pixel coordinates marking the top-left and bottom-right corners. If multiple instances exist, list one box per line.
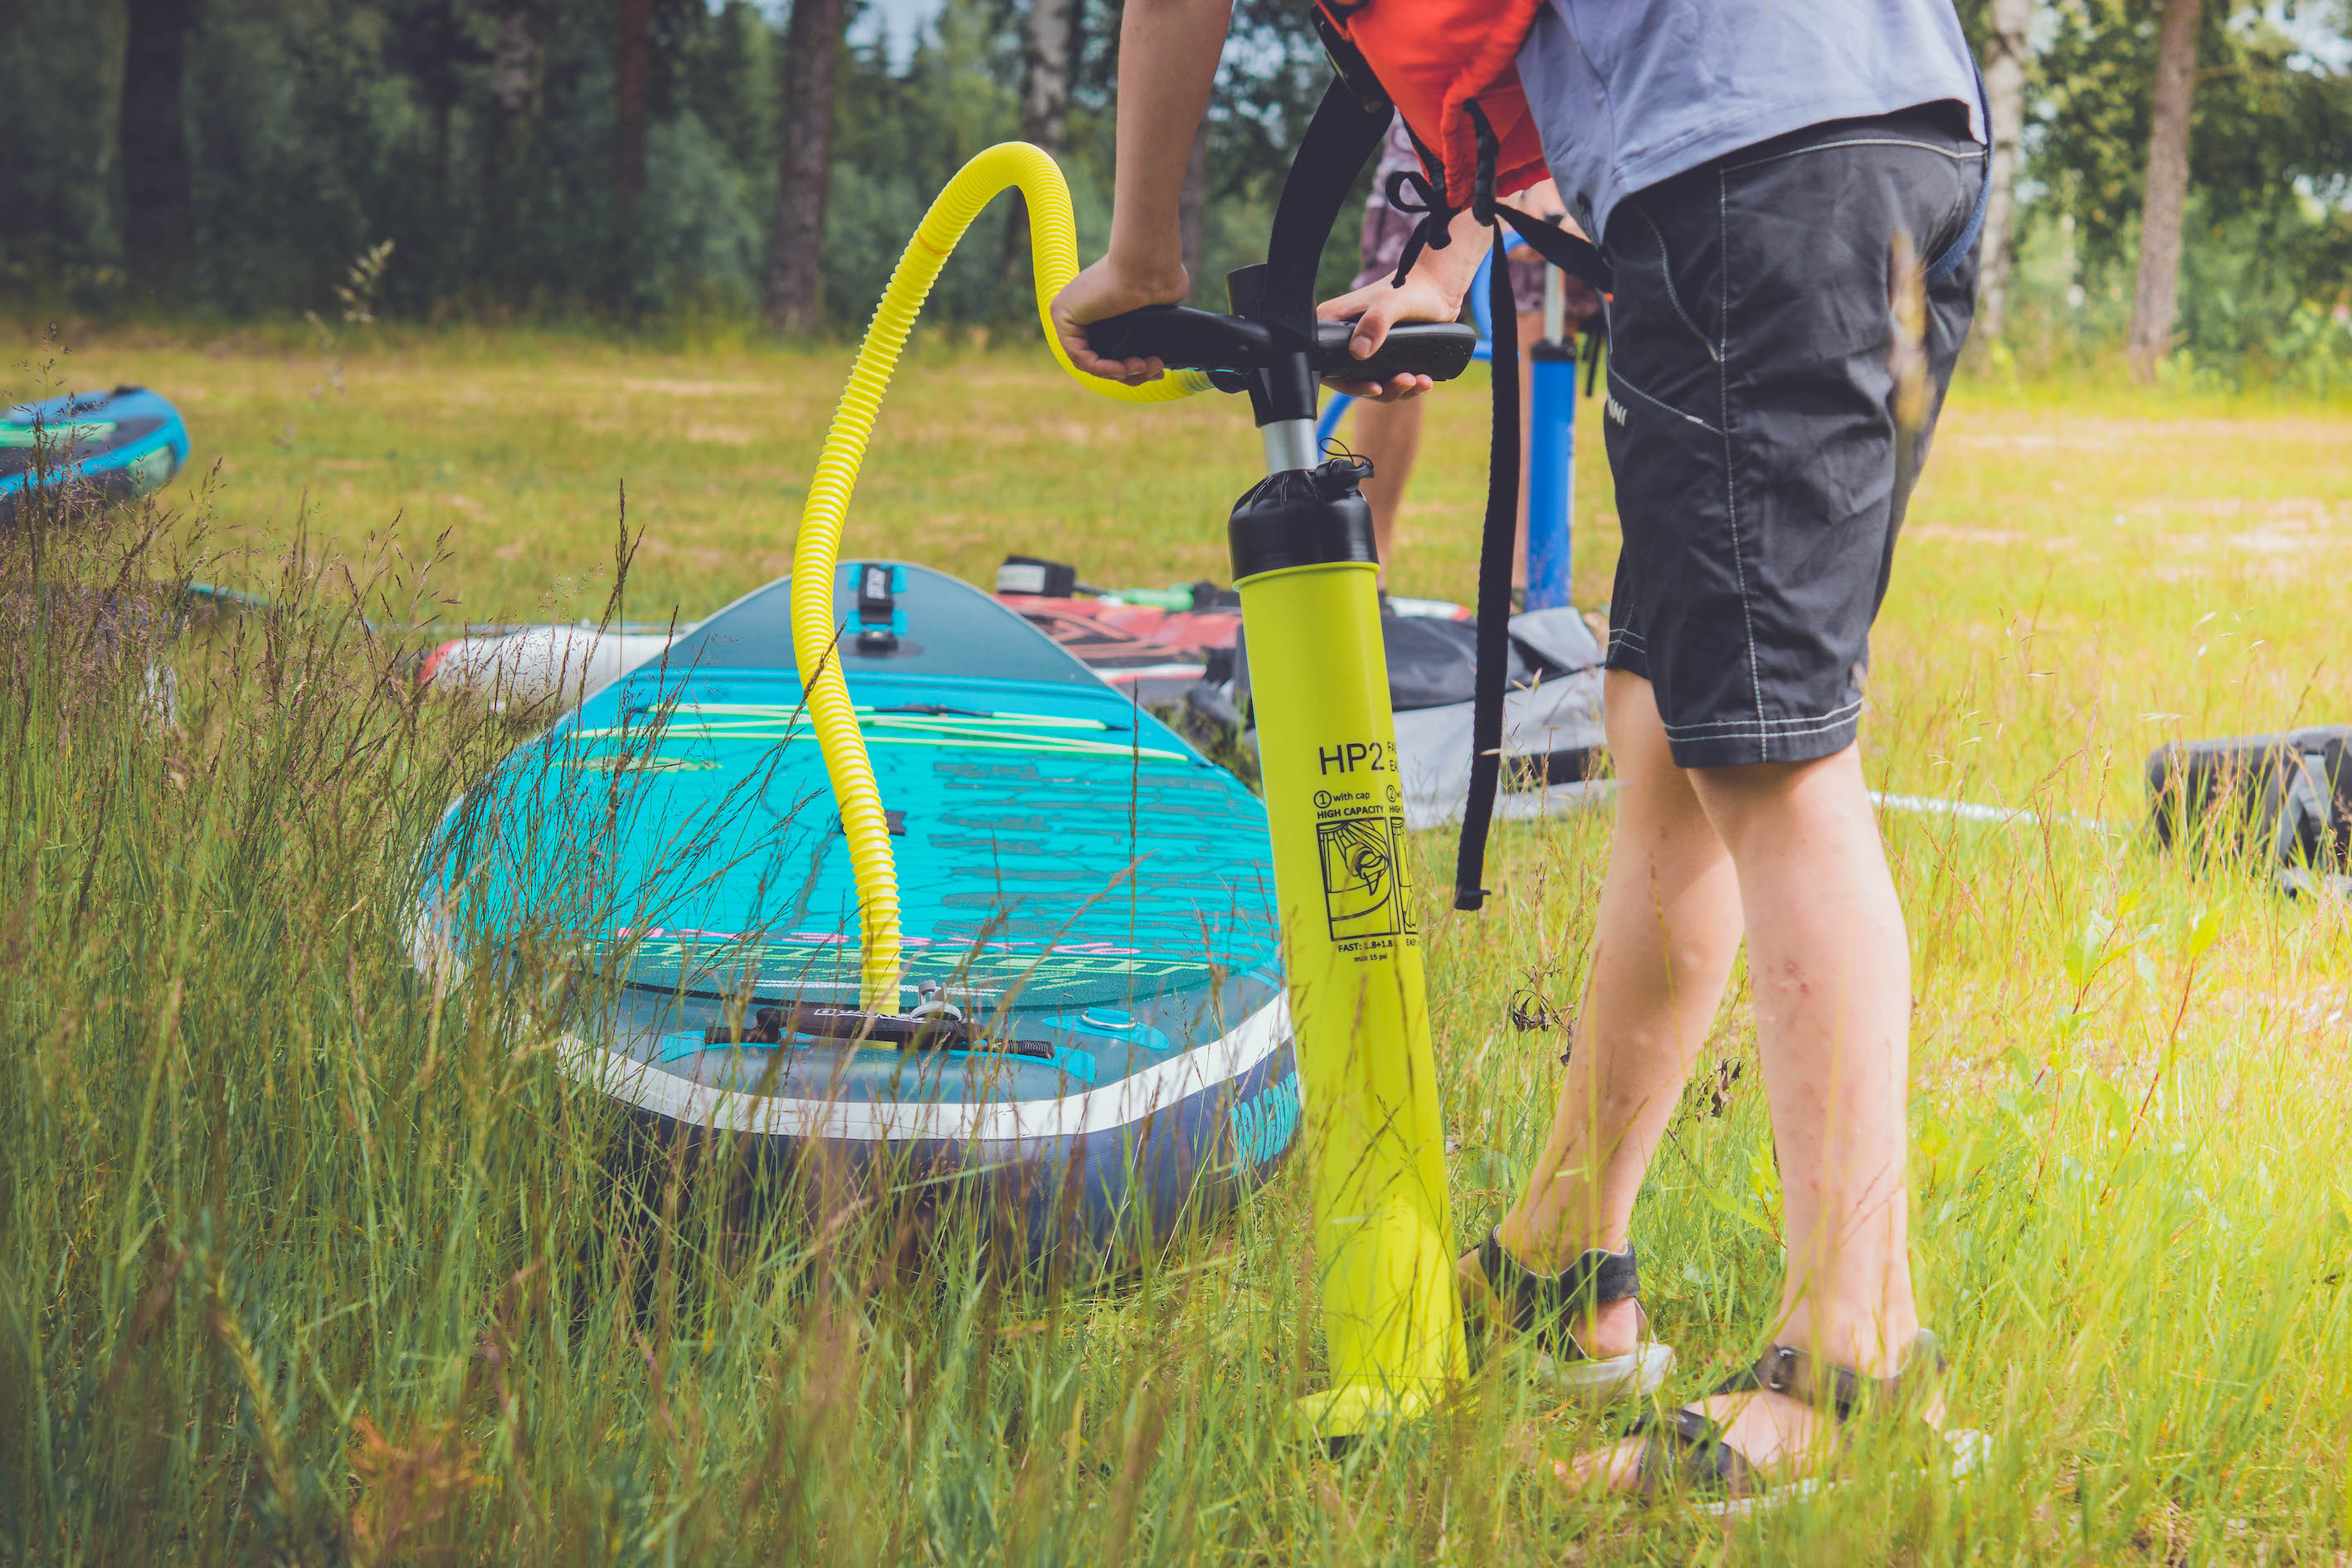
left=793, top=142, right=1213, bottom=1010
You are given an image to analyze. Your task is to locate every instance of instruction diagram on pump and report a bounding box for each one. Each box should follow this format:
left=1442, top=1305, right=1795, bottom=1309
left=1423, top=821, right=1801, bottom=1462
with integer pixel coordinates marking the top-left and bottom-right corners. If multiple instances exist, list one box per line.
left=1312, top=776, right=1415, bottom=946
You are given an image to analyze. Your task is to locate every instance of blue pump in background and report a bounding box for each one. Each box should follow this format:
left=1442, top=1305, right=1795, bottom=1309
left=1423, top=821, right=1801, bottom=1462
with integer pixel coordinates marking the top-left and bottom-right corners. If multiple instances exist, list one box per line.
left=1314, top=235, right=1583, bottom=612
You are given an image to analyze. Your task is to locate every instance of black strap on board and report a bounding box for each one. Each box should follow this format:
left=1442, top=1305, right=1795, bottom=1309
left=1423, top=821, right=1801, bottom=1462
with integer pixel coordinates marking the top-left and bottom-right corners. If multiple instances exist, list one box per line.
left=1494, top=203, right=1613, bottom=295
left=1454, top=107, right=1517, bottom=909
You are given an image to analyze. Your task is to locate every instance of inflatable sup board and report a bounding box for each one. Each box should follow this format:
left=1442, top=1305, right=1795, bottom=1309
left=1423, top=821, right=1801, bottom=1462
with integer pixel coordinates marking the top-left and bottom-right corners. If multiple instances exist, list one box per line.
left=421, top=562, right=1300, bottom=1263
left=1, top=386, right=190, bottom=521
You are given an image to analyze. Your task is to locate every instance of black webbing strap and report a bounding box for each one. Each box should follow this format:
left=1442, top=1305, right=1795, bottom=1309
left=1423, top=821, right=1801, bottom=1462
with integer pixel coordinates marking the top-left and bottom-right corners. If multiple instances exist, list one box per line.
left=1260, top=77, right=1393, bottom=346
left=1451, top=108, right=1614, bottom=910
left=1454, top=215, right=1518, bottom=909
left=1493, top=204, right=1613, bottom=295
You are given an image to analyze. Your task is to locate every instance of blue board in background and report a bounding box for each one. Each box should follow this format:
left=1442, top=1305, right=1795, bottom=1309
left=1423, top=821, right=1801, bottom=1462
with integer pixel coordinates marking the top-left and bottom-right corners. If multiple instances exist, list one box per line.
left=0, top=386, right=191, bottom=520
left=421, top=562, right=1301, bottom=1265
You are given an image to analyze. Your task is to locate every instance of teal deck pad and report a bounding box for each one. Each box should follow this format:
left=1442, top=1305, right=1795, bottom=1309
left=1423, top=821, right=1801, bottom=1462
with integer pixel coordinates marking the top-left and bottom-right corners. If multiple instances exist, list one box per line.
left=423, top=562, right=1301, bottom=1263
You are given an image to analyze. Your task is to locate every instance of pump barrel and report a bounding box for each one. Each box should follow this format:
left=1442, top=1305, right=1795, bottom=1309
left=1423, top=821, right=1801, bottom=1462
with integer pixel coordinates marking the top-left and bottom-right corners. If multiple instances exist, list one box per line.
left=1231, top=492, right=1465, bottom=1437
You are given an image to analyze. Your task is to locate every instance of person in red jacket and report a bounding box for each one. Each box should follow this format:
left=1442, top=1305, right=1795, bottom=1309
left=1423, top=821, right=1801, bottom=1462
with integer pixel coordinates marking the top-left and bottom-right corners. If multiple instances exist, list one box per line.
left=1054, top=0, right=1984, bottom=1502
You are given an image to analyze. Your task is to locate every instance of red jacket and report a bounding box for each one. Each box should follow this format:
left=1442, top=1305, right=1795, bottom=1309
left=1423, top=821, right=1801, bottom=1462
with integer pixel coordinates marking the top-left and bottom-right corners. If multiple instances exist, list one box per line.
left=1315, top=0, right=1552, bottom=210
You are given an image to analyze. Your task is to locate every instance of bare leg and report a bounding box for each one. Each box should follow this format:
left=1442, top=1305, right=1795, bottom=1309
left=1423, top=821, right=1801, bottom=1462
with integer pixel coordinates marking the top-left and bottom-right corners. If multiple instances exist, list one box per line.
left=1689, top=744, right=1919, bottom=1373
left=1349, top=395, right=1423, bottom=571
left=1460, top=673, right=1745, bottom=1329
left=1565, top=729, right=1929, bottom=1487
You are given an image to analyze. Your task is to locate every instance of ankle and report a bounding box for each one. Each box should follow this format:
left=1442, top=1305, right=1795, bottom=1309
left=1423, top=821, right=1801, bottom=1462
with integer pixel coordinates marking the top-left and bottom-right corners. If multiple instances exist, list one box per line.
left=1576, top=1295, right=1643, bottom=1358
left=1483, top=1219, right=1648, bottom=1360
left=1493, top=1210, right=1628, bottom=1274
left=1771, top=1307, right=1921, bottom=1378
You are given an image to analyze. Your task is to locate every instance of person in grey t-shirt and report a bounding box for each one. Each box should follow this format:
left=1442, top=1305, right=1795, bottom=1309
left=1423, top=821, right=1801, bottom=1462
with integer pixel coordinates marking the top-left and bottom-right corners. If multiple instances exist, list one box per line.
left=1057, top=0, right=1986, bottom=1505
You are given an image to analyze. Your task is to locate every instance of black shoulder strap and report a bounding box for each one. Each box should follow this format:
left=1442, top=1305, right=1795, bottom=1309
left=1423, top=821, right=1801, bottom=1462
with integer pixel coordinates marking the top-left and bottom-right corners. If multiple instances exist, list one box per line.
left=1454, top=214, right=1518, bottom=909
left=1493, top=205, right=1612, bottom=295
left=1451, top=102, right=1615, bottom=910
left=1259, top=76, right=1392, bottom=346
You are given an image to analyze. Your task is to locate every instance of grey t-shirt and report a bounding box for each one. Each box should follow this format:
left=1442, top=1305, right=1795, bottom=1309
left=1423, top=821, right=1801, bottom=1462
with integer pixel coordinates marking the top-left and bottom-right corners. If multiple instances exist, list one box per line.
left=1515, top=0, right=1983, bottom=246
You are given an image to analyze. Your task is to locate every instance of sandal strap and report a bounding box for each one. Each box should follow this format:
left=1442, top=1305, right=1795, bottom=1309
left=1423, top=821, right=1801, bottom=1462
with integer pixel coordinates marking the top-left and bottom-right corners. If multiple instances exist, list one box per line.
left=1478, top=1230, right=1642, bottom=1337
left=1630, top=1406, right=1758, bottom=1497
left=1715, top=1329, right=1945, bottom=1422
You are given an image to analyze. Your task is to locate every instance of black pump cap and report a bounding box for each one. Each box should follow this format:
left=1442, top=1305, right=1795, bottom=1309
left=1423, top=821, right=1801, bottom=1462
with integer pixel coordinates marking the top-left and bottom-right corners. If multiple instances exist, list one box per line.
left=1228, top=457, right=1379, bottom=582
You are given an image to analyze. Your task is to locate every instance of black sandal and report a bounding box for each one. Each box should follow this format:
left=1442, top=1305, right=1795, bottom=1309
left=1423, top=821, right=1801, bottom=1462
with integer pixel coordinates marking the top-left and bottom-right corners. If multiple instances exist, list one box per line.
left=1628, top=1330, right=1987, bottom=1512
left=1467, top=1230, right=1675, bottom=1404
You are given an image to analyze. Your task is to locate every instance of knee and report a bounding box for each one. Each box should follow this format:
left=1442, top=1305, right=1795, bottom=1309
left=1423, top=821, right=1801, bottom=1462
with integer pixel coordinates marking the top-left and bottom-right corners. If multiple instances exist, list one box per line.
left=1687, top=747, right=1867, bottom=852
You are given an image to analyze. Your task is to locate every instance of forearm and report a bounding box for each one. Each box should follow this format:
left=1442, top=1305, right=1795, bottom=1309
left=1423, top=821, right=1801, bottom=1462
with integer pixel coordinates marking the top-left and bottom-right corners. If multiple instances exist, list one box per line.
left=1107, top=0, right=1232, bottom=282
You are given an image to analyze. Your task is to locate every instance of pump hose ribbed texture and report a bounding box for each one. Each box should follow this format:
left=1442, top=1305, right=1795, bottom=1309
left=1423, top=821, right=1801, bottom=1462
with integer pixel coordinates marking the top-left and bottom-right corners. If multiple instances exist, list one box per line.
left=794, top=141, right=1213, bottom=1010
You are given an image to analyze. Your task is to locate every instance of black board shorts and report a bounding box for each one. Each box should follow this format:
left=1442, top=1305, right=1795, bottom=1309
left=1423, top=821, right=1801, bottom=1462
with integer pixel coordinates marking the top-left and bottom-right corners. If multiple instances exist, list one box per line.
left=1598, top=106, right=1983, bottom=767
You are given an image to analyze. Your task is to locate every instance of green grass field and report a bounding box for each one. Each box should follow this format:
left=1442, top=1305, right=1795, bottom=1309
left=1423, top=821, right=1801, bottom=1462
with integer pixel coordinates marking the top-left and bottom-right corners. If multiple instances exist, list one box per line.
left=5, top=324, right=2350, bottom=1565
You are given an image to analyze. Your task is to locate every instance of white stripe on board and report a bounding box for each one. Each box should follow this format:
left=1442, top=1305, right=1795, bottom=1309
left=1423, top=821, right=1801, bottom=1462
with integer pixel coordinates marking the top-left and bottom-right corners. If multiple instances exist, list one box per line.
left=562, top=993, right=1293, bottom=1144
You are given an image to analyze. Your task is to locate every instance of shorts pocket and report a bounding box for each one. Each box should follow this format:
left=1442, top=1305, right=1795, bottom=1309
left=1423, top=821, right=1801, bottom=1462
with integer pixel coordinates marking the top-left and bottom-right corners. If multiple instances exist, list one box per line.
left=1600, top=192, right=1724, bottom=433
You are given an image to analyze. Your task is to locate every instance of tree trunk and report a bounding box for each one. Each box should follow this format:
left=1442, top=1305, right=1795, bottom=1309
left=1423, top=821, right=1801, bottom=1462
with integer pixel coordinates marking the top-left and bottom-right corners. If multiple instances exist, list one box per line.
left=1020, top=0, right=1072, bottom=153
left=1002, top=0, right=1075, bottom=289
left=1177, top=117, right=1208, bottom=302
left=767, top=0, right=847, bottom=333
left=485, top=2, right=545, bottom=273
left=615, top=0, right=652, bottom=215
left=2127, top=0, right=2202, bottom=382
left=120, top=0, right=197, bottom=296
left=1975, top=0, right=2033, bottom=343
left=431, top=96, right=456, bottom=215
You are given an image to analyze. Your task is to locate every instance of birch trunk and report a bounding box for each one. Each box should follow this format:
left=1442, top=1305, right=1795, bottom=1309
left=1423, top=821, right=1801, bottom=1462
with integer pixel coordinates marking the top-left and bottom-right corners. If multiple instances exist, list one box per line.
left=2127, top=0, right=2203, bottom=382
left=485, top=2, right=545, bottom=264
left=1976, top=0, right=2033, bottom=343
left=1021, top=0, right=1072, bottom=153
left=1177, top=119, right=1209, bottom=303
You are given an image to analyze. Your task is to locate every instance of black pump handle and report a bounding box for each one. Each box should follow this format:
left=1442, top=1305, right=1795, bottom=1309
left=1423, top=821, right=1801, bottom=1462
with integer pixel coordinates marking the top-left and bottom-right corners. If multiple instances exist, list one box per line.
left=1085, top=306, right=1478, bottom=387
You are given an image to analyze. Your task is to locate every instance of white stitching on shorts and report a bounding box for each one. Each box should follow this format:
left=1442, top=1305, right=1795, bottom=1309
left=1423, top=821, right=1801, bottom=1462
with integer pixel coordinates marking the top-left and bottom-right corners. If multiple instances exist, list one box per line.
left=1721, top=136, right=1980, bottom=176
left=1662, top=715, right=1865, bottom=744
left=1608, top=368, right=1719, bottom=434
left=1663, top=696, right=1864, bottom=738
left=1719, top=169, right=1768, bottom=759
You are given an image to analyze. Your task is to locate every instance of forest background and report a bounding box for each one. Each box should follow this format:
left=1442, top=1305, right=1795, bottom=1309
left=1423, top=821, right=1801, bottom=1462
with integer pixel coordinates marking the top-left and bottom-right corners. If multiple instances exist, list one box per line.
left=2, top=0, right=2350, bottom=387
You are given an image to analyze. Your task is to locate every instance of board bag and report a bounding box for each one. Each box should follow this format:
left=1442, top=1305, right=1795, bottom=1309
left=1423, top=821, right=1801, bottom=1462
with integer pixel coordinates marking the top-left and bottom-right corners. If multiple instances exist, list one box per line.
left=2147, top=726, right=2352, bottom=896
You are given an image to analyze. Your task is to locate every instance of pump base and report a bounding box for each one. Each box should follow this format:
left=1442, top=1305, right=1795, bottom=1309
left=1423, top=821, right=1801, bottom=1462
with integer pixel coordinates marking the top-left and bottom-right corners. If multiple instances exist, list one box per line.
left=1289, top=1380, right=1443, bottom=1446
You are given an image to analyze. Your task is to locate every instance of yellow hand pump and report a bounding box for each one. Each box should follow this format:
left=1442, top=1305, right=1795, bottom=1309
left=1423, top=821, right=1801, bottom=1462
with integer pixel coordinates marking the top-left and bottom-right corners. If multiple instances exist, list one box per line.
left=796, top=141, right=1465, bottom=1438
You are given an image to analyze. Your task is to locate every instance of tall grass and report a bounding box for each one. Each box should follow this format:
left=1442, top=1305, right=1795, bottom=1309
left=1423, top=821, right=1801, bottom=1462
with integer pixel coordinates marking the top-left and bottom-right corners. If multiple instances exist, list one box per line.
left=4, top=349, right=2351, bottom=1565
